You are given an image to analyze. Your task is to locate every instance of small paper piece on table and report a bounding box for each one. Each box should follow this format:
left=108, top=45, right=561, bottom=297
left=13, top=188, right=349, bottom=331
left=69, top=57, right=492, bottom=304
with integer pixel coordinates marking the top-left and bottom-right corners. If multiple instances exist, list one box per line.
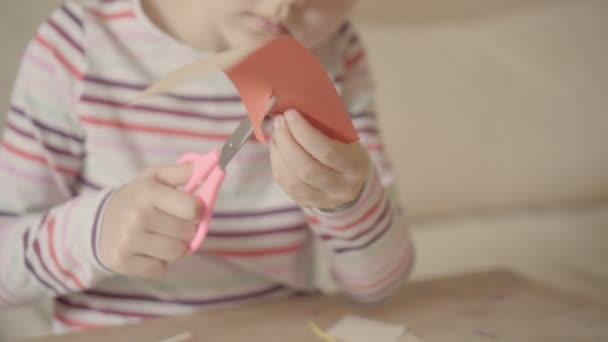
left=157, top=331, right=193, bottom=342
left=327, top=316, right=407, bottom=342
left=400, top=332, right=423, bottom=342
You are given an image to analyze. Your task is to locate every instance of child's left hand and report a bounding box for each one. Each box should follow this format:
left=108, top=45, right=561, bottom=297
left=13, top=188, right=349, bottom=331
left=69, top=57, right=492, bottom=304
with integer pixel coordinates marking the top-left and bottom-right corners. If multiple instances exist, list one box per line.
left=270, top=109, right=370, bottom=210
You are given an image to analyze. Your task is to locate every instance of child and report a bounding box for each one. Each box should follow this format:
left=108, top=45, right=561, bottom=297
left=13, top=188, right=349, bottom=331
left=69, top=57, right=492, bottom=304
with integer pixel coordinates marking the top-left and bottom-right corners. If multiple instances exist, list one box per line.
left=0, top=0, right=414, bottom=333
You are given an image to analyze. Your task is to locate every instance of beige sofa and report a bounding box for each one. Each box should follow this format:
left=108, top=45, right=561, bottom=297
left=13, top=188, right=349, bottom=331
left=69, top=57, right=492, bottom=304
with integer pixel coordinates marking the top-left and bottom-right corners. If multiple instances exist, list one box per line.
left=1, top=1, right=607, bottom=340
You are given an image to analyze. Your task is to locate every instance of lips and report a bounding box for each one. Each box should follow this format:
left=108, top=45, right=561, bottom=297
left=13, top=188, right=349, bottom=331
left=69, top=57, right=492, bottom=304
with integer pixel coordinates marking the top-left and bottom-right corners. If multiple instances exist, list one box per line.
left=245, top=13, right=290, bottom=35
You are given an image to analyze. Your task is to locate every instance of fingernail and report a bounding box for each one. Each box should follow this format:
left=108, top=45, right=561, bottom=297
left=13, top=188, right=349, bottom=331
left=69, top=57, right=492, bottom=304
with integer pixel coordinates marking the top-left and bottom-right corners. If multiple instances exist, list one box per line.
left=273, top=115, right=284, bottom=129
left=284, top=110, right=298, bottom=122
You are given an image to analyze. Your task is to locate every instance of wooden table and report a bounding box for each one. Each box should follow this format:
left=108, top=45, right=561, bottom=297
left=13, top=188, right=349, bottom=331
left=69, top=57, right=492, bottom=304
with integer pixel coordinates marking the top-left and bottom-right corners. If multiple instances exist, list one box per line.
left=28, top=270, right=608, bottom=342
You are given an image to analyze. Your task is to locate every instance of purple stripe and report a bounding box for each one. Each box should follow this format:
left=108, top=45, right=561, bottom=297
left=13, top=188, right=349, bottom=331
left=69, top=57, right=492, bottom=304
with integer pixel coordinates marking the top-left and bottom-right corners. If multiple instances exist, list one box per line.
left=338, top=22, right=350, bottom=35
left=47, top=18, right=84, bottom=54
left=91, top=192, right=113, bottom=271
left=84, top=75, right=145, bottom=91
left=0, top=210, right=17, bottom=217
left=213, top=206, right=301, bottom=219
left=60, top=5, right=83, bottom=29
left=83, top=283, right=286, bottom=306
left=23, top=230, right=59, bottom=294
left=33, top=240, right=70, bottom=292
left=10, top=105, right=85, bottom=143
left=351, top=111, right=376, bottom=120
left=357, top=127, right=379, bottom=135
left=79, top=177, right=102, bottom=190
left=321, top=202, right=391, bottom=242
left=56, top=297, right=160, bottom=319
left=334, top=75, right=345, bottom=83
left=348, top=34, right=360, bottom=48
left=207, top=223, right=307, bottom=238
left=5, top=122, right=84, bottom=159
left=83, top=75, right=242, bottom=103
left=335, top=215, right=394, bottom=254
left=6, top=122, right=35, bottom=139
left=81, top=95, right=244, bottom=122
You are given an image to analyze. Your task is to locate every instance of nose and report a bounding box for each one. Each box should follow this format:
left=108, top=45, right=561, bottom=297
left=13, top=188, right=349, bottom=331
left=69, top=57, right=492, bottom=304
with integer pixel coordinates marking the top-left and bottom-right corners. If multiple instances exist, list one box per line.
left=269, top=0, right=309, bottom=20
left=286, top=0, right=309, bottom=6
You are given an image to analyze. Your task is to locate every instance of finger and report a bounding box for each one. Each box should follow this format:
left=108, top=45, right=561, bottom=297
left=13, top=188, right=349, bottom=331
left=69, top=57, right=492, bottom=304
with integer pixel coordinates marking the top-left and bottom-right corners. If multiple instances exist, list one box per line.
left=270, top=137, right=330, bottom=207
left=124, top=255, right=168, bottom=278
left=272, top=115, right=340, bottom=189
left=151, top=163, right=194, bottom=187
left=145, top=208, right=197, bottom=243
left=148, top=182, right=203, bottom=222
left=132, top=233, right=188, bottom=263
left=283, top=110, right=367, bottom=172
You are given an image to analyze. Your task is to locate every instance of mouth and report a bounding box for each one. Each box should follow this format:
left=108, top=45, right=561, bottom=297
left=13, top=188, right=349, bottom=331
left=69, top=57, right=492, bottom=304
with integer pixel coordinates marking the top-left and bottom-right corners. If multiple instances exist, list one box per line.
left=244, top=13, right=290, bottom=36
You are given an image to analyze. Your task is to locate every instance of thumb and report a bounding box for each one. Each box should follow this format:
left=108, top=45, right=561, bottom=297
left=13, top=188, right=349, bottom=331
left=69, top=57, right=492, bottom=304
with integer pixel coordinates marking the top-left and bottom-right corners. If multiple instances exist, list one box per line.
left=149, top=163, right=194, bottom=187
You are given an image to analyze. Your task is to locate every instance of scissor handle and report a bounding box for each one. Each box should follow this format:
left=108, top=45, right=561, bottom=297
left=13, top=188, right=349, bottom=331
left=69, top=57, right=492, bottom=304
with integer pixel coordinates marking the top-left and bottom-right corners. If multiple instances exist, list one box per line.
left=179, top=150, right=226, bottom=253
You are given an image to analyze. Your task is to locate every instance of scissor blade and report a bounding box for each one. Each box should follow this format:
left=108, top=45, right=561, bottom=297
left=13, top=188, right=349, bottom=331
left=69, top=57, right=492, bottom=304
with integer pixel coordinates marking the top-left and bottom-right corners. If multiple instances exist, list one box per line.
left=219, top=95, right=277, bottom=169
left=219, top=117, right=254, bottom=169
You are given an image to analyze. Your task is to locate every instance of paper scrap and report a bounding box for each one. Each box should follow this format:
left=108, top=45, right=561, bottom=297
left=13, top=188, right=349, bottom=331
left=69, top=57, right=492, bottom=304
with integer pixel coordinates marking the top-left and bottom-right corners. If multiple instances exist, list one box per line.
left=309, top=321, right=338, bottom=342
left=158, top=331, right=193, bottom=342
left=136, top=36, right=359, bottom=145
left=328, top=316, right=406, bottom=342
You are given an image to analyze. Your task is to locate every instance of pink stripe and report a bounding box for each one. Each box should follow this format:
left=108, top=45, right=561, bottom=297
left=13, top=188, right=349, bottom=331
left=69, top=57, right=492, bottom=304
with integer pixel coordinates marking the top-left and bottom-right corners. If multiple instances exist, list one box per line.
left=0, top=158, right=55, bottom=184
left=15, top=72, right=73, bottom=112
left=338, top=247, right=411, bottom=296
left=307, top=174, right=381, bottom=225
left=24, top=52, right=55, bottom=74
left=24, top=48, right=79, bottom=108
left=87, top=136, right=185, bottom=157
left=47, top=217, right=85, bottom=289
left=35, top=35, right=82, bottom=79
left=320, top=203, right=391, bottom=242
left=344, top=225, right=408, bottom=271
left=331, top=190, right=385, bottom=231
left=336, top=237, right=411, bottom=286
left=60, top=197, right=85, bottom=274
left=54, top=313, right=104, bottom=329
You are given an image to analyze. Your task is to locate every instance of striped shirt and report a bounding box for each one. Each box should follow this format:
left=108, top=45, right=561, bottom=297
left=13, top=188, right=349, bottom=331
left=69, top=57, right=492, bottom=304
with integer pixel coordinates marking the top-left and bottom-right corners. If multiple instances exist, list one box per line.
left=0, top=0, right=414, bottom=333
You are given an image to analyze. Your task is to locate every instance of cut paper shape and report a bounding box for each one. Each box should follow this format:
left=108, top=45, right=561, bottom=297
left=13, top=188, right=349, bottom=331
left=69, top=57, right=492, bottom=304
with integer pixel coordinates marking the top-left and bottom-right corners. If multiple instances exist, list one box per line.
left=327, top=316, right=407, bottom=342
left=225, top=36, right=358, bottom=144
left=136, top=36, right=359, bottom=144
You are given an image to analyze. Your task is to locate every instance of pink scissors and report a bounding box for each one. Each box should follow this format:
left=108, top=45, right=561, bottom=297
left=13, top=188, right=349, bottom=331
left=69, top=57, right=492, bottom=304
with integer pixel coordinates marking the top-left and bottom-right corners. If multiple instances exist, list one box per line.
left=179, top=95, right=278, bottom=253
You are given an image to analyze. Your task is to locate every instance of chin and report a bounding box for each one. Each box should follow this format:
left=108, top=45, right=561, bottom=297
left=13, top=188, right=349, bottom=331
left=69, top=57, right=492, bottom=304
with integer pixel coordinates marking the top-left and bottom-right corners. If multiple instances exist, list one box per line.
left=225, top=32, right=266, bottom=49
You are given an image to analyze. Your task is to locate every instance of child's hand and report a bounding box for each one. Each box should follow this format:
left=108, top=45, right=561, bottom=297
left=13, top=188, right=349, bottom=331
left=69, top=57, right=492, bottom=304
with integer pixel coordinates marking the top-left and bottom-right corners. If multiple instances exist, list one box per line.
left=99, top=164, right=201, bottom=278
left=270, top=110, right=370, bottom=210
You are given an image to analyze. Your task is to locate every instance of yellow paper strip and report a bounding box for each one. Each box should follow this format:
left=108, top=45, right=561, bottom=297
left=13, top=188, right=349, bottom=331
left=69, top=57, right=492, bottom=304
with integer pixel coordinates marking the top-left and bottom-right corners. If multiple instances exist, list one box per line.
left=131, top=43, right=259, bottom=105
left=308, top=321, right=338, bottom=342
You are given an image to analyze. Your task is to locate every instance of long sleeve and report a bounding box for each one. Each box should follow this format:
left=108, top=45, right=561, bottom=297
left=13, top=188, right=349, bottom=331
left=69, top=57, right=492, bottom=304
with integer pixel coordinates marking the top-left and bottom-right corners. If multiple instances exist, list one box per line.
left=0, top=2, right=113, bottom=308
left=306, top=26, right=415, bottom=303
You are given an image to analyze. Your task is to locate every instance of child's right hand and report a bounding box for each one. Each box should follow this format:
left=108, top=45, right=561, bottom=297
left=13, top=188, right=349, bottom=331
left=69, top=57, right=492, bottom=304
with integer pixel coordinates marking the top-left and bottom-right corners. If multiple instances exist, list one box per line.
left=98, top=164, right=202, bottom=278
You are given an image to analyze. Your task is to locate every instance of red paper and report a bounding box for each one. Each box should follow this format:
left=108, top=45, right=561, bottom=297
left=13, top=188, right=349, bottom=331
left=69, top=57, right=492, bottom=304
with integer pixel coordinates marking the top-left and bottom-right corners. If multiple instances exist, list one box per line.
left=225, top=36, right=359, bottom=144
